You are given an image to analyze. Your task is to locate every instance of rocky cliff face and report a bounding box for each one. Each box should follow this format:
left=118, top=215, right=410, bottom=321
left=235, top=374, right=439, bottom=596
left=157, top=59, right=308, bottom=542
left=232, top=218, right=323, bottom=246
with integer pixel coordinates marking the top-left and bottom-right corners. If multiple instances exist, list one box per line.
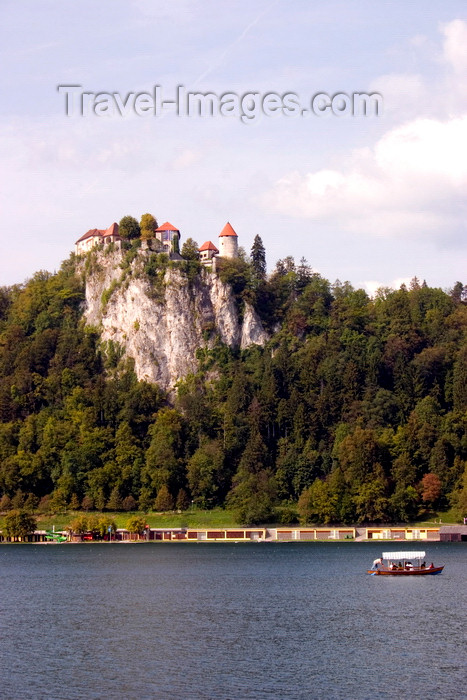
left=80, top=248, right=268, bottom=391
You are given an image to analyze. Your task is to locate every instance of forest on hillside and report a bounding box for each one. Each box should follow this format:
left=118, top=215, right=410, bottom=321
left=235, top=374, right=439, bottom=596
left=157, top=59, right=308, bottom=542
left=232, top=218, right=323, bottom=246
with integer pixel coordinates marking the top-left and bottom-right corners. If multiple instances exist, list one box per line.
left=1, top=239, right=467, bottom=525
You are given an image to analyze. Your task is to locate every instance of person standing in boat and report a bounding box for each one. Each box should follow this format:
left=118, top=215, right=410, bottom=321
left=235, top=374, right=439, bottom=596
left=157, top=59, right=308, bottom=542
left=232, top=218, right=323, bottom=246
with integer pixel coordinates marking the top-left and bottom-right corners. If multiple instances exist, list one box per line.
left=372, top=557, right=383, bottom=570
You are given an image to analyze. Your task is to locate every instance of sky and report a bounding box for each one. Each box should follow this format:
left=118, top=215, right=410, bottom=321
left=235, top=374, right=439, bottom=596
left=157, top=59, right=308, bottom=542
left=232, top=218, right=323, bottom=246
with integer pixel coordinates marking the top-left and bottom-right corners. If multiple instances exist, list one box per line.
left=1, top=0, right=466, bottom=294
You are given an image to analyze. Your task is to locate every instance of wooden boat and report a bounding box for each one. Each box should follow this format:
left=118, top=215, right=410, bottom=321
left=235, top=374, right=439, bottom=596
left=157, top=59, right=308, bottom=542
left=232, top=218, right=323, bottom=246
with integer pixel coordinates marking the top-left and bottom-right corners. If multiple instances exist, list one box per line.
left=367, top=551, right=444, bottom=576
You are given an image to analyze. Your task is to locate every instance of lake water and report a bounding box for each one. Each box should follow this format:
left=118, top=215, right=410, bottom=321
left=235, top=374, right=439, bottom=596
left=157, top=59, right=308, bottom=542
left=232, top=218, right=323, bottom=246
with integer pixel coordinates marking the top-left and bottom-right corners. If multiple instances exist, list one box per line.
left=0, top=542, right=465, bottom=700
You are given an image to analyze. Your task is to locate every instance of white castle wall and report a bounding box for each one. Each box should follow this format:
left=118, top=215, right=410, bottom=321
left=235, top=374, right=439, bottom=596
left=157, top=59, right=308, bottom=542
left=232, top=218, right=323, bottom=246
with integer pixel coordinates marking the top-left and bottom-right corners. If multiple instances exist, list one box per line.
left=218, top=235, right=238, bottom=258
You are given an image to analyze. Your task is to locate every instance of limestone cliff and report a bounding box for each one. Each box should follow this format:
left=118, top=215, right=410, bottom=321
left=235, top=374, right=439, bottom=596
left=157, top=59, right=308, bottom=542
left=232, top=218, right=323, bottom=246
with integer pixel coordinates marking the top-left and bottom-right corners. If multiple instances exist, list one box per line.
left=79, top=247, right=268, bottom=391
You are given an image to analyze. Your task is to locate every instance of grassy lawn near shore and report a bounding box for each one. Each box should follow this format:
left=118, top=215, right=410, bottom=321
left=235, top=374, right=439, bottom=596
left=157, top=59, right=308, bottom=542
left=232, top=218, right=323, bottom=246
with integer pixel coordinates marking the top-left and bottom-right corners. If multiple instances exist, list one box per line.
left=416, top=507, right=459, bottom=526
left=0, top=507, right=241, bottom=532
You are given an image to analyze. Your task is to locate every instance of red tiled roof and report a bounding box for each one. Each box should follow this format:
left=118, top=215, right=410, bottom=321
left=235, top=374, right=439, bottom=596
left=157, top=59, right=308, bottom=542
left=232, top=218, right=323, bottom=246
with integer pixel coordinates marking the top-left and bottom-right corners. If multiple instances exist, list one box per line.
left=155, top=221, right=179, bottom=232
left=103, top=222, right=119, bottom=237
left=199, top=241, right=219, bottom=252
left=75, top=222, right=120, bottom=244
left=75, top=228, right=101, bottom=244
left=219, top=222, right=237, bottom=237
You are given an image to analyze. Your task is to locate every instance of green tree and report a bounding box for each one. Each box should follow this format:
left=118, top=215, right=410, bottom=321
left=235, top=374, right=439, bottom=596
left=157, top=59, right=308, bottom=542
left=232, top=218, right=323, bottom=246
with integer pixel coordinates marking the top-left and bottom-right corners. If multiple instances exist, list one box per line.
left=327, top=468, right=355, bottom=524
left=115, top=421, right=143, bottom=482
left=23, top=492, right=39, bottom=512
left=122, top=495, right=137, bottom=511
left=216, top=257, right=252, bottom=303
left=390, top=485, right=419, bottom=522
left=96, top=515, right=116, bottom=538
left=181, top=238, right=200, bottom=261
left=451, top=462, right=467, bottom=520
left=140, top=213, right=158, bottom=240
left=81, top=494, right=95, bottom=511
left=228, top=469, right=276, bottom=524
left=154, top=484, right=174, bottom=511
left=11, top=489, right=26, bottom=510
left=0, top=494, right=12, bottom=511
left=296, top=257, right=312, bottom=291
left=119, top=382, right=163, bottom=438
left=118, top=215, right=140, bottom=240
left=297, top=479, right=337, bottom=524
left=187, top=439, right=224, bottom=508
left=171, top=234, right=180, bottom=255
left=337, top=426, right=383, bottom=485
left=69, top=514, right=89, bottom=534
left=453, top=345, right=467, bottom=412
left=4, top=510, right=37, bottom=539
left=450, top=281, right=465, bottom=304
left=353, top=476, right=389, bottom=523
left=69, top=493, right=80, bottom=510
left=138, top=488, right=153, bottom=513
left=50, top=488, right=68, bottom=513
left=86, top=513, right=100, bottom=534
left=176, top=488, right=190, bottom=510
left=106, top=486, right=122, bottom=511
left=143, top=408, right=184, bottom=496
left=126, top=515, right=147, bottom=536
left=250, top=235, right=266, bottom=279
left=227, top=398, right=276, bottom=523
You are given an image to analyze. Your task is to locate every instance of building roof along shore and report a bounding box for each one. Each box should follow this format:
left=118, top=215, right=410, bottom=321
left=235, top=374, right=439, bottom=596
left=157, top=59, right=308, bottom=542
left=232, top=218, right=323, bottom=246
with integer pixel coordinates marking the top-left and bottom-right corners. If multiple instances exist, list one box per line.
left=2, top=524, right=461, bottom=543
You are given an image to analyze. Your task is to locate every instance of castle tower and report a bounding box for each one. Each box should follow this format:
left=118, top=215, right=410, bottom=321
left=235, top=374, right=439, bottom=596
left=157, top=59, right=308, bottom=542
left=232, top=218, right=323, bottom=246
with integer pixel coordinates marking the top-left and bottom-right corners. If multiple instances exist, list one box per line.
left=155, top=221, right=181, bottom=254
left=218, top=222, right=238, bottom=258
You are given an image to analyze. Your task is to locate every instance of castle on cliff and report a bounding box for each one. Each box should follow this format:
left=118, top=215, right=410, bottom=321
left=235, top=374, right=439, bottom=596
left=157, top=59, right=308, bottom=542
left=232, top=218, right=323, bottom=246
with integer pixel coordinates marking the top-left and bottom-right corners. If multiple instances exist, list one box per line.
left=75, top=219, right=239, bottom=267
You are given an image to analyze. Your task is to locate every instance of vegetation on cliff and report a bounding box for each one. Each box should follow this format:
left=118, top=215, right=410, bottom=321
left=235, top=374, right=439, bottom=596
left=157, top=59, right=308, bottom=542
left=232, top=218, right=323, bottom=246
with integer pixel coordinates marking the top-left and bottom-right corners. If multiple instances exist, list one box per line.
left=1, top=248, right=467, bottom=525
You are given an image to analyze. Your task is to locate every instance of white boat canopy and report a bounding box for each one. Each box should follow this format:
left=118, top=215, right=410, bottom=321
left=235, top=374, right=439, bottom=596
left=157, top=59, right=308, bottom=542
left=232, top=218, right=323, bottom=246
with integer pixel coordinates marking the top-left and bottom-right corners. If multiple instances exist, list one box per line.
left=382, top=551, right=425, bottom=560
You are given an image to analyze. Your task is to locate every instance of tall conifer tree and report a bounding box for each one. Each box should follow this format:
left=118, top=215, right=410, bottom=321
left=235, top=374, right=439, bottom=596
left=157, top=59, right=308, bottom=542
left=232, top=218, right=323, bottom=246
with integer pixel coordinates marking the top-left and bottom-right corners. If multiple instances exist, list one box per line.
left=250, top=235, right=266, bottom=279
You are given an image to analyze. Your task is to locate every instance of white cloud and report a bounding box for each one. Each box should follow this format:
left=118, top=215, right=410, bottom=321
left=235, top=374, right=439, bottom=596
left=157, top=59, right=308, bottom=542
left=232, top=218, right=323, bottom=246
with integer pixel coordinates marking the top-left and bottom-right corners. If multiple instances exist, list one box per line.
left=442, top=19, right=467, bottom=74
left=264, top=114, right=467, bottom=239
left=263, top=20, right=467, bottom=245
left=364, top=278, right=412, bottom=298
left=374, top=116, right=467, bottom=184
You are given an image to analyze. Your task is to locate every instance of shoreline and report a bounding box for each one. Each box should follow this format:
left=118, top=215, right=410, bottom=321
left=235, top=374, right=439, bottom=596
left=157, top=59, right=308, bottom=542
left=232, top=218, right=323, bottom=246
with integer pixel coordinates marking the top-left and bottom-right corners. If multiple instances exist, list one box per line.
left=4, top=523, right=465, bottom=544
